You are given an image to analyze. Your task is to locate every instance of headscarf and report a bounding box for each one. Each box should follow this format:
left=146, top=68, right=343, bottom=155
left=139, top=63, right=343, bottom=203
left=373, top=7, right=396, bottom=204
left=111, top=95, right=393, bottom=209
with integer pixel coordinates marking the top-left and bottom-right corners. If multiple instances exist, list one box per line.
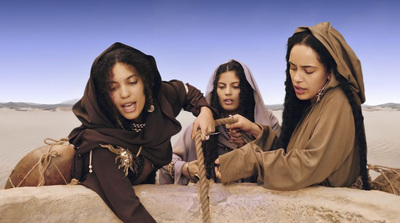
left=69, top=42, right=182, bottom=168
left=170, top=60, right=280, bottom=183
left=205, top=59, right=280, bottom=132
left=294, top=22, right=366, bottom=103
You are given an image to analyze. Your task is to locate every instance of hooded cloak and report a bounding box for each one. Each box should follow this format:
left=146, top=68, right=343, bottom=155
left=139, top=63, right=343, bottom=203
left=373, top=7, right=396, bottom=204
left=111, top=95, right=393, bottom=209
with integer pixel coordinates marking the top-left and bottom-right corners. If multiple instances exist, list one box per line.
left=218, top=23, right=365, bottom=190
left=68, top=42, right=210, bottom=222
left=158, top=59, right=281, bottom=185
left=295, top=22, right=365, bottom=104
left=69, top=43, right=202, bottom=171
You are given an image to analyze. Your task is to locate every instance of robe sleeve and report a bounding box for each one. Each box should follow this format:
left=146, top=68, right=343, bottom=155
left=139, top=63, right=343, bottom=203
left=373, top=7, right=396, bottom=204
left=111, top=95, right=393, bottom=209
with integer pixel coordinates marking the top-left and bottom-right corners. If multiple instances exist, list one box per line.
left=158, top=124, right=196, bottom=185
left=219, top=95, right=356, bottom=190
left=84, top=148, right=156, bottom=222
left=161, top=80, right=215, bottom=117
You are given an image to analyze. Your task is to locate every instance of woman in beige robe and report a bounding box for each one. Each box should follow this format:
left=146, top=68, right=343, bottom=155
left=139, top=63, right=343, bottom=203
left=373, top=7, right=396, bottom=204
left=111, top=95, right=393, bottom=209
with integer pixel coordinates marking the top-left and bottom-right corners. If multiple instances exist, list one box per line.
left=215, top=22, right=370, bottom=191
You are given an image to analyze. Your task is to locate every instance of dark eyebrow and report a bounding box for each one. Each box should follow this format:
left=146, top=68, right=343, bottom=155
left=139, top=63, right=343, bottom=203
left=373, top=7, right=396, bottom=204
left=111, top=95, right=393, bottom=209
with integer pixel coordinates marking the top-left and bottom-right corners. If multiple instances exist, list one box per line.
left=289, top=61, right=316, bottom=68
left=125, top=74, right=137, bottom=80
left=107, top=74, right=137, bottom=84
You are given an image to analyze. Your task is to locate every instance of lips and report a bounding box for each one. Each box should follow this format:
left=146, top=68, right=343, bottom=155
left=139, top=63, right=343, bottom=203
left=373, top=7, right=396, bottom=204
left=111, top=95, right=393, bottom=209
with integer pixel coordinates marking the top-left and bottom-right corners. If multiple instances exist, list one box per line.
left=122, top=102, right=136, bottom=113
left=224, top=99, right=234, bottom=105
left=294, top=86, right=306, bottom=95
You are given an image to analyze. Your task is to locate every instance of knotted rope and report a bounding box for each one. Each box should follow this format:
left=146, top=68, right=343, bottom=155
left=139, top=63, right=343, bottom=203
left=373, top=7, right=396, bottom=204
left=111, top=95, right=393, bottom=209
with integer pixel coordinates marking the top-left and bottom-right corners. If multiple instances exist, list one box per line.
left=369, top=164, right=400, bottom=195
left=7, top=138, right=70, bottom=188
left=194, top=117, right=237, bottom=223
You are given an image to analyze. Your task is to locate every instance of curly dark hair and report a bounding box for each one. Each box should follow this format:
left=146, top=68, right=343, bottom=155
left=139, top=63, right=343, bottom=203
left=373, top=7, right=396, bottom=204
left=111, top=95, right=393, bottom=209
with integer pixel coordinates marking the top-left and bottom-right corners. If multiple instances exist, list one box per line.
left=274, top=31, right=370, bottom=190
left=90, top=42, right=161, bottom=128
left=203, top=60, right=256, bottom=180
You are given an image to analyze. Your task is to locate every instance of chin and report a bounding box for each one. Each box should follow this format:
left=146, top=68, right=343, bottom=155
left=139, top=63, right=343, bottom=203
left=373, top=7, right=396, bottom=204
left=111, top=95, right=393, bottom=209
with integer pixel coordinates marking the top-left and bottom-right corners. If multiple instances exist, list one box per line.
left=121, top=113, right=140, bottom=121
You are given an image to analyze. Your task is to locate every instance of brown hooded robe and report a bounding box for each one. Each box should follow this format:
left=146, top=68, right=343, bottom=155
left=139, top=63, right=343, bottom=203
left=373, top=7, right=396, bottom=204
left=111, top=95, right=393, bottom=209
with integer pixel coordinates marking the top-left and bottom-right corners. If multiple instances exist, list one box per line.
left=69, top=42, right=210, bottom=222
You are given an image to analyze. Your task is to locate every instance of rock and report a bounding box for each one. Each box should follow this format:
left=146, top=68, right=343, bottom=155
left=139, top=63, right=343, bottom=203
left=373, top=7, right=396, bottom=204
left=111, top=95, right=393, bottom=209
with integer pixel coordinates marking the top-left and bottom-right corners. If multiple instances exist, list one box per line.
left=0, top=183, right=399, bottom=222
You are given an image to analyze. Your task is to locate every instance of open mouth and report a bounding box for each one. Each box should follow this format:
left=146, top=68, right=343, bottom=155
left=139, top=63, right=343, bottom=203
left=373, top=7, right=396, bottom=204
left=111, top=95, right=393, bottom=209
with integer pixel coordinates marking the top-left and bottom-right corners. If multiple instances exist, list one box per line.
left=294, top=86, right=305, bottom=95
left=122, top=102, right=136, bottom=113
left=224, top=99, right=234, bottom=105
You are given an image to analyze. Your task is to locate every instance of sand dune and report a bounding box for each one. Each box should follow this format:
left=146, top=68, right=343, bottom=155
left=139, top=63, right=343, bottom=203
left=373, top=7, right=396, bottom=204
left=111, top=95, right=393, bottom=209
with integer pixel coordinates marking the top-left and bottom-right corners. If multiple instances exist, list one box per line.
left=1, top=109, right=399, bottom=187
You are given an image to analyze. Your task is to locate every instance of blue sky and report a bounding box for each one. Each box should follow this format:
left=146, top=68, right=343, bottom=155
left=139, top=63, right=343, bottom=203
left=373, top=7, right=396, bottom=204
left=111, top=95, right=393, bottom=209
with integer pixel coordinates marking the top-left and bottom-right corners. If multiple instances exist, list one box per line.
left=0, top=0, right=399, bottom=105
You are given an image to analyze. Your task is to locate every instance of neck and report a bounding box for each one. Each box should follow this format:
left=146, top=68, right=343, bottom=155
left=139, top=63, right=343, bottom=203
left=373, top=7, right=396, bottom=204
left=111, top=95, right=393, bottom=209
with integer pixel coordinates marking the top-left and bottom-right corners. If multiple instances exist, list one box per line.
left=221, top=111, right=238, bottom=118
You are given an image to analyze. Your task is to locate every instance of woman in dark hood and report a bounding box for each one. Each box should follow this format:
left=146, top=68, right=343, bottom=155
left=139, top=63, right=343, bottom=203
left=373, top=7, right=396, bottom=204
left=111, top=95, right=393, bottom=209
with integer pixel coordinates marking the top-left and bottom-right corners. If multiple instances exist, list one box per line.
left=69, top=42, right=215, bottom=222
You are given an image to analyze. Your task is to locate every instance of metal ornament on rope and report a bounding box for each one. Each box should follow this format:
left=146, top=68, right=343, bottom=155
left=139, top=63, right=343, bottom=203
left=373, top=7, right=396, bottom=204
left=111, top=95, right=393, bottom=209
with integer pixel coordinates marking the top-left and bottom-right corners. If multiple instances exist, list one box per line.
left=194, top=116, right=238, bottom=223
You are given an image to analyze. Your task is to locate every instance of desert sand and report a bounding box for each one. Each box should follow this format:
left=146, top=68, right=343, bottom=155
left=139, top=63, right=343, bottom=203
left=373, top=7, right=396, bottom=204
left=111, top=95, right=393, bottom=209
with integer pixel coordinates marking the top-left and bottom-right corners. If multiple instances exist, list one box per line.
left=1, top=108, right=400, bottom=187
left=1, top=108, right=399, bottom=187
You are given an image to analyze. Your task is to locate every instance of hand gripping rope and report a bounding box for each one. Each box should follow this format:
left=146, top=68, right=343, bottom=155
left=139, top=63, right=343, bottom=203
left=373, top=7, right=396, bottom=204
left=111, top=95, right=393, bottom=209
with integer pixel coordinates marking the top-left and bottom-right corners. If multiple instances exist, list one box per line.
left=194, top=116, right=237, bottom=223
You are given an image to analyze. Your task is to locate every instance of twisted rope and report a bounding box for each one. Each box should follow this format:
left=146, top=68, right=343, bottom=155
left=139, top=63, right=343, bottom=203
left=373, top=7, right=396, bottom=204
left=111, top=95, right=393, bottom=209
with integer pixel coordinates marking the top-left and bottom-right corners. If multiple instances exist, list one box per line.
left=369, top=164, right=400, bottom=195
left=195, top=117, right=237, bottom=223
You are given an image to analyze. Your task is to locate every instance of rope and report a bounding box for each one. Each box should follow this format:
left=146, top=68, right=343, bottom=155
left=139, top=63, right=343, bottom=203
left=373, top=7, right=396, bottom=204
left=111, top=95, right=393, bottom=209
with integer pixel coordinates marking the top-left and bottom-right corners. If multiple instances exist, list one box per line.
left=7, top=138, right=70, bottom=188
left=369, top=164, right=400, bottom=195
left=195, top=116, right=238, bottom=223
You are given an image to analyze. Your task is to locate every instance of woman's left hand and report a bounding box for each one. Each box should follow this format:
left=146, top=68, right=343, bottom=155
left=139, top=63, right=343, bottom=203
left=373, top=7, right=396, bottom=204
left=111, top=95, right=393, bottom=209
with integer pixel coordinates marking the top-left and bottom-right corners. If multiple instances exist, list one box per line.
left=226, top=114, right=262, bottom=139
left=192, top=107, right=215, bottom=140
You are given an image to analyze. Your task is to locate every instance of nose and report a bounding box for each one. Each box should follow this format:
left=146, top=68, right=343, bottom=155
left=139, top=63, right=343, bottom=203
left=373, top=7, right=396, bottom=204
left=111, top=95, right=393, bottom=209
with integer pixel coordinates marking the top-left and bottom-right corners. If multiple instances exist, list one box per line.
left=292, top=70, right=303, bottom=83
left=119, top=86, right=130, bottom=99
left=225, top=86, right=232, bottom=95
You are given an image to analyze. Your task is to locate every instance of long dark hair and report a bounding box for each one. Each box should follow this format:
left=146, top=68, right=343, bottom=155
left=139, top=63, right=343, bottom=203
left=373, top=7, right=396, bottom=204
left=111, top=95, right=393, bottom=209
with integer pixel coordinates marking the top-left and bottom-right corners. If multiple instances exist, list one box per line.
left=91, top=42, right=161, bottom=127
left=274, top=31, right=370, bottom=190
left=203, top=60, right=255, bottom=179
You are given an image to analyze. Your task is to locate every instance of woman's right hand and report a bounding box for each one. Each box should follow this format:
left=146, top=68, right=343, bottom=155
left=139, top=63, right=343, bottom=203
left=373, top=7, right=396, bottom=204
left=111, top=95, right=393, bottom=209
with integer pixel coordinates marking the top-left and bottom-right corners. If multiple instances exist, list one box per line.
left=182, top=160, right=199, bottom=182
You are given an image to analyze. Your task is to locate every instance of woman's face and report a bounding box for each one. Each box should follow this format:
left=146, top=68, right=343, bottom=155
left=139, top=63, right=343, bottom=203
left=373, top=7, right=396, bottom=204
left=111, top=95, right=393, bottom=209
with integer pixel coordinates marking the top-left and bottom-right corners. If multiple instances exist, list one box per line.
left=289, top=44, right=331, bottom=103
left=108, top=62, right=146, bottom=122
left=216, top=70, right=240, bottom=114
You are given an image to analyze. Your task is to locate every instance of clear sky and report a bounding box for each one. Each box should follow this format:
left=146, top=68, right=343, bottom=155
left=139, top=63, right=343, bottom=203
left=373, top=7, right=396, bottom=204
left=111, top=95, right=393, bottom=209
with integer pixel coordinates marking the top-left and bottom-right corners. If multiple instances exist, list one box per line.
left=0, top=0, right=399, bottom=106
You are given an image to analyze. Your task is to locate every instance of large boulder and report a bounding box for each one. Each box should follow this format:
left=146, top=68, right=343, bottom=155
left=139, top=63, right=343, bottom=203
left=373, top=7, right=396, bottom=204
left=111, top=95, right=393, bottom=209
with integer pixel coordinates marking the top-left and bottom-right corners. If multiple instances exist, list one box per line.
left=0, top=183, right=399, bottom=222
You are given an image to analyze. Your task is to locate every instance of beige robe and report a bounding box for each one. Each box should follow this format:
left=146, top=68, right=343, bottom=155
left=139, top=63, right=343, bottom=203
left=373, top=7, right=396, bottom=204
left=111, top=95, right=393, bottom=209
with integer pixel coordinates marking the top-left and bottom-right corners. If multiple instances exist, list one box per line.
left=219, top=79, right=360, bottom=190
left=218, top=22, right=366, bottom=190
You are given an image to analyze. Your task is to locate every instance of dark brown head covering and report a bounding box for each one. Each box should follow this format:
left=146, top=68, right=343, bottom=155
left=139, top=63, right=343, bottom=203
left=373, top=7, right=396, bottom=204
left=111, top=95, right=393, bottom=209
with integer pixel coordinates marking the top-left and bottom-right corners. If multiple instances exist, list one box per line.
left=294, top=22, right=366, bottom=103
left=69, top=42, right=182, bottom=168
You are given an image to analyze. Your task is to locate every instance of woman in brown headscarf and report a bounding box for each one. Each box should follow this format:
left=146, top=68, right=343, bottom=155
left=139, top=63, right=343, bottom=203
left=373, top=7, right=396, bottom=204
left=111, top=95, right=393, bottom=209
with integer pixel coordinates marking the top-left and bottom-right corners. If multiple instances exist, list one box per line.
left=214, top=22, right=370, bottom=191
left=68, top=42, right=215, bottom=222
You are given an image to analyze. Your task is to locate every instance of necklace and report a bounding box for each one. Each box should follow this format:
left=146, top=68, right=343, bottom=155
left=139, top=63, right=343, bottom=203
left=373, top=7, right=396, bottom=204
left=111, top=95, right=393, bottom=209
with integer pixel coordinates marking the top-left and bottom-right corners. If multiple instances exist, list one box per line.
left=131, top=123, right=146, bottom=132
left=116, top=117, right=146, bottom=133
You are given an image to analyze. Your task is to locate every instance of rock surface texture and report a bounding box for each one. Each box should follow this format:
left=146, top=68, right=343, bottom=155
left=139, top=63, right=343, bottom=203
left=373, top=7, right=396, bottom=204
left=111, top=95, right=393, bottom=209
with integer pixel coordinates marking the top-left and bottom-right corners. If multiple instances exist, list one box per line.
left=1, top=183, right=399, bottom=223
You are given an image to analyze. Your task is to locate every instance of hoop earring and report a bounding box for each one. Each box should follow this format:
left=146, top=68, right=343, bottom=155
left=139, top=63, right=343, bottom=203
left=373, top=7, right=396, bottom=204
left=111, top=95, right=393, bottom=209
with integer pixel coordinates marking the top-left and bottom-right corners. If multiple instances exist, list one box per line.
left=316, top=78, right=330, bottom=103
left=147, top=95, right=155, bottom=113
left=147, top=104, right=155, bottom=113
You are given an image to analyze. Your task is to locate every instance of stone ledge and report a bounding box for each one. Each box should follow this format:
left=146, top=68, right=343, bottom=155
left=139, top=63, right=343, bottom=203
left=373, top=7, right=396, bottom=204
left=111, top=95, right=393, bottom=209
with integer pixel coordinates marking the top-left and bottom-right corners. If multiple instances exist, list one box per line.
left=1, top=183, right=399, bottom=223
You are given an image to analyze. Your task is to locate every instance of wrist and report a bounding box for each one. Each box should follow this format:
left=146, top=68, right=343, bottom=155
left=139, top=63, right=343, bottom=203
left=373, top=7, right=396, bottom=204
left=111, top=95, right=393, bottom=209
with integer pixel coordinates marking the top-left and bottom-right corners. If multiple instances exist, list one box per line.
left=168, top=159, right=177, bottom=179
left=184, top=161, right=200, bottom=183
left=182, top=162, right=188, bottom=177
left=251, top=123, right=262, bottom=138
left=200, top=106, right=211, bottom=114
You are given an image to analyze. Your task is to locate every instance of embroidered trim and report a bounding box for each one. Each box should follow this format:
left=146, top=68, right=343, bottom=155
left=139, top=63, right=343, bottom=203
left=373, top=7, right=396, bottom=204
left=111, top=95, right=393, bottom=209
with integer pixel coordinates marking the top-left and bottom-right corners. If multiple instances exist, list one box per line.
left=100, top=144, right=143, bottom=177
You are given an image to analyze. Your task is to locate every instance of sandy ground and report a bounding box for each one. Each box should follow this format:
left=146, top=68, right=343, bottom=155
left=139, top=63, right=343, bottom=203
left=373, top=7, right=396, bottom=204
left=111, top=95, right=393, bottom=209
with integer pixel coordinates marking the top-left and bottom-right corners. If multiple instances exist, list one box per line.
left=1, top=108, right=399, bottom=188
